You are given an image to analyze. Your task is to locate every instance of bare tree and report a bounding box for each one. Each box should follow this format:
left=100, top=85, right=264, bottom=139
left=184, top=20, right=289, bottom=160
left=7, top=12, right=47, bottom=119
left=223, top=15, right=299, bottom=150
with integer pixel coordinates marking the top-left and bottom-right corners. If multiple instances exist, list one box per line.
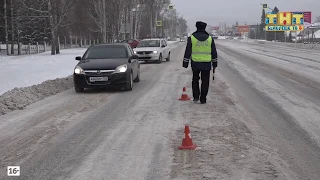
left=0, top=0, right=187, bottom=56
left=176, top=16, right=188, bottom=36
left=87, top=0, right=106, bottom=43
left=4, top=0, right=9, bottom=55
left=20, top=0, right=78, bottom=55
left=10, top=0, right=15, bottom=54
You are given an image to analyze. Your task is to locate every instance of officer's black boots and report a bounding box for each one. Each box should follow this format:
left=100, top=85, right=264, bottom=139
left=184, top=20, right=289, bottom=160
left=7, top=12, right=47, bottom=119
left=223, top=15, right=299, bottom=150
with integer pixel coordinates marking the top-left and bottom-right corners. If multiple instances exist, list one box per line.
left=200, top=97, right=206, bottom=104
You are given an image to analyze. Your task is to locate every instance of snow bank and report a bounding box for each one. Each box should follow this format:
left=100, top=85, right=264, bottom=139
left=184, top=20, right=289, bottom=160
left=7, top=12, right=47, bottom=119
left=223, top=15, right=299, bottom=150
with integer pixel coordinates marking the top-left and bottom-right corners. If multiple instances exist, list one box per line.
left=0, top=48, right=87, bottom=96
left=0, top=76, right=73, bottom=115
left=0, top=48, right=86, bottom=115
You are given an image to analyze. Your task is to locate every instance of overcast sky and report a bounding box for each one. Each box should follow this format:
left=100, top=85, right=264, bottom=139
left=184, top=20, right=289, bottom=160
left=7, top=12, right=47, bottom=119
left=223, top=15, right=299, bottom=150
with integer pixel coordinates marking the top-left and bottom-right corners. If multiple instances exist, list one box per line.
left=171, top=0, right=320, bottom=32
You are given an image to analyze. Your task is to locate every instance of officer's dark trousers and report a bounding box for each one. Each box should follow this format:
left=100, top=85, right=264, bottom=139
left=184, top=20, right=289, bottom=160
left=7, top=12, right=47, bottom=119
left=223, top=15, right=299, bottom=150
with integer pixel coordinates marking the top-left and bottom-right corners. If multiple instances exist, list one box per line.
left=192, top=70, right=210, bottom=102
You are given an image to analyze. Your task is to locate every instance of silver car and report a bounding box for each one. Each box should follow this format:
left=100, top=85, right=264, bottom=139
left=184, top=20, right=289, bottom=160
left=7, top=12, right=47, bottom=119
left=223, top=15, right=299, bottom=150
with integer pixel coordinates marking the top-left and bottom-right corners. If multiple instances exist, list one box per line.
left=133, top=38, right=171, bottom=63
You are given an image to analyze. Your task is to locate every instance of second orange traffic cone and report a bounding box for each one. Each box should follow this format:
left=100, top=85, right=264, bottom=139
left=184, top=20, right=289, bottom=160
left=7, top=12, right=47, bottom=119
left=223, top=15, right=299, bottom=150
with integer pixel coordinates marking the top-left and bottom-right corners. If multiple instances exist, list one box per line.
left=179, top=87, right=190, bottom=101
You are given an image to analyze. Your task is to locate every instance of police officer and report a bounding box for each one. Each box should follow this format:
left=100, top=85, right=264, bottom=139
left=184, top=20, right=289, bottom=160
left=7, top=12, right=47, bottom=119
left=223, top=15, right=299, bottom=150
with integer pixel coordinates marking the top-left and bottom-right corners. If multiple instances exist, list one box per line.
left=183, top=21, right=218, bottom=104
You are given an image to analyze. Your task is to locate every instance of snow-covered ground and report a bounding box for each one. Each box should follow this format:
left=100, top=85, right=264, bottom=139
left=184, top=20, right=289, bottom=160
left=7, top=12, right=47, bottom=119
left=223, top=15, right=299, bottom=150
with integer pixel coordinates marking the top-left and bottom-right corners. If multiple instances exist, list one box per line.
left=0, top=48, right=87, bottom=95
left=218, top=41, right=320, bottom=85
left=217, top=40, right=320, bottom=145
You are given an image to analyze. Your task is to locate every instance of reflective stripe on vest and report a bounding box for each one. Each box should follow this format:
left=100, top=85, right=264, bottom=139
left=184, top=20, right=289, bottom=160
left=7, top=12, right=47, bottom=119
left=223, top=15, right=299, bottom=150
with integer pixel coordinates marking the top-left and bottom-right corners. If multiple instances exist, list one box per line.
left=191, top=35, right=212, bottom=62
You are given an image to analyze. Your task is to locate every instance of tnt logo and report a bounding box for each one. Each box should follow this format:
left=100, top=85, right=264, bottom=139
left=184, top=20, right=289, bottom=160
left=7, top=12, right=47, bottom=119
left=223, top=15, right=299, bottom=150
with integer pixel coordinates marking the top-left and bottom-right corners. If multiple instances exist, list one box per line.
left=292, top=13, right=304, bottom=25
left=278, top=12, right=292, bottom=26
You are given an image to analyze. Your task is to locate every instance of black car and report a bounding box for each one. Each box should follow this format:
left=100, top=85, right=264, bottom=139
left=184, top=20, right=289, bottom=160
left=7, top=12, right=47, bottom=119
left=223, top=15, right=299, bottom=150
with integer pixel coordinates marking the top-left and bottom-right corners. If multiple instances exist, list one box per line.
left=73, top=43, right=140, bottom=92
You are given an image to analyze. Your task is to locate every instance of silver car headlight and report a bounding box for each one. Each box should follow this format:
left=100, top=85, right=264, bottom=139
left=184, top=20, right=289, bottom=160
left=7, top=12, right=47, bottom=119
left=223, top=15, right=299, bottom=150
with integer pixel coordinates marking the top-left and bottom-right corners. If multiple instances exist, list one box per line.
left=74, top=66, right=85, bottom=74
left=114, top=64, right=127, bottom=73
left=153, top=51, right=158, bottom=53
left=134, top=51, right=137, bottom=54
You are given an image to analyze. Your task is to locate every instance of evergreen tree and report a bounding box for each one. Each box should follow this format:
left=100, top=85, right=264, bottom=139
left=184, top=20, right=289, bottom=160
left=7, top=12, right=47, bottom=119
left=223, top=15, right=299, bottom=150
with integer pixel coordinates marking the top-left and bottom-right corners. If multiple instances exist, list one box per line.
left=259, top=9, right=266, bottom=39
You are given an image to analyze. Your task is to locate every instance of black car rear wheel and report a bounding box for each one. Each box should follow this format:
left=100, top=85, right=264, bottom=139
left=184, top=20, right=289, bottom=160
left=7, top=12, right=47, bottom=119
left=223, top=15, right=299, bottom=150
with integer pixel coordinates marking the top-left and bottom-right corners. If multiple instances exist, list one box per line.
left=74, top=84, right=84, bottom=92
left=124, top=71, right=133, bottom=91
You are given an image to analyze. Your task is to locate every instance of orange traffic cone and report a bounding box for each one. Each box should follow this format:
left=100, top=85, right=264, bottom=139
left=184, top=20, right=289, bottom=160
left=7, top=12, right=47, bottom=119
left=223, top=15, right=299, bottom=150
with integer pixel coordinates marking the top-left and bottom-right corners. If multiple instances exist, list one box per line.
left=179, top=87, right=190, bottom=101
left=178, top=125, right=197, bottom=150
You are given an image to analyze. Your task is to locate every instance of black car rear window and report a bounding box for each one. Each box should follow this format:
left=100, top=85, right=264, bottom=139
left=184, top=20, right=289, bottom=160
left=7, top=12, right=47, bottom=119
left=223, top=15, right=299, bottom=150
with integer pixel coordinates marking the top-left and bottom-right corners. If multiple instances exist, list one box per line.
left=83, top=45, right=128, bottom=59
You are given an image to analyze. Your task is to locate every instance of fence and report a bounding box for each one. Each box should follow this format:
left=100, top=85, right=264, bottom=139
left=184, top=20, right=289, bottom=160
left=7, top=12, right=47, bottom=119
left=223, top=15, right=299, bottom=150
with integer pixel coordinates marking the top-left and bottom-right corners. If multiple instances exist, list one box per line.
left=0, top=38, right=105, bottom=56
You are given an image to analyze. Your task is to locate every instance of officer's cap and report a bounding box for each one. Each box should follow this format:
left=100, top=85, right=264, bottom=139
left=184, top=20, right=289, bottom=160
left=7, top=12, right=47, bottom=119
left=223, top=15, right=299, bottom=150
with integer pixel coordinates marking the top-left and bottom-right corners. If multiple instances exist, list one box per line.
left=196, top=21, right=207, bottom=30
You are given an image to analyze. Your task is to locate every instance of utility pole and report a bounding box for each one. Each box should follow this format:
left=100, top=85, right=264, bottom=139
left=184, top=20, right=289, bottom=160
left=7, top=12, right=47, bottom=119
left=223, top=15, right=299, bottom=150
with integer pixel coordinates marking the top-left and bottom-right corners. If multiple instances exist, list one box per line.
left=285, top=32, right=287, bottom=42
left=265, top=29, right=267, bottom=40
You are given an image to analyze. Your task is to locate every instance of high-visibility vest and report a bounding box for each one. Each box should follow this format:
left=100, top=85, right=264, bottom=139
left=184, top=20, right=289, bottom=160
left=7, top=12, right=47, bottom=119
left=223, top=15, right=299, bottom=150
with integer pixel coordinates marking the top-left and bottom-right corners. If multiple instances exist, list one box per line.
left=191, top=35, right=212, bottom=62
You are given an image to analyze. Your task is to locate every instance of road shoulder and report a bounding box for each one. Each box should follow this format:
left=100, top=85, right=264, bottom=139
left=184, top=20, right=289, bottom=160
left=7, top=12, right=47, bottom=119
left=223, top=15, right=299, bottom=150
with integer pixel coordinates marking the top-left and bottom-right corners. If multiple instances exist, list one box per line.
left=170, top=73, right=288, bottom=180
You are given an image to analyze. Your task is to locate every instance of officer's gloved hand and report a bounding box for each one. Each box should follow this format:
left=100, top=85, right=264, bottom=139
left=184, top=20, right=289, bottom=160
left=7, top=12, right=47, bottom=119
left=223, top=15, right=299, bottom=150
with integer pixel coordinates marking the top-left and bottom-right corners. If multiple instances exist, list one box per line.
left=183, top=61, right=188, bottom=68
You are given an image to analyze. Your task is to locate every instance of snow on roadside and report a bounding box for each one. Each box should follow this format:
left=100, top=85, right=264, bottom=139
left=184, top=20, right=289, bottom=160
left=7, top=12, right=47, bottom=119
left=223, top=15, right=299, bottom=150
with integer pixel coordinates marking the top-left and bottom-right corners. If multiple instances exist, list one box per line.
left=218, top=49, right=320, bottom=145
left=0, top=48, right=87, bottom=96
left=0, top=76, right=73, bottom=115
left=170, top=74, right=287, bottom=179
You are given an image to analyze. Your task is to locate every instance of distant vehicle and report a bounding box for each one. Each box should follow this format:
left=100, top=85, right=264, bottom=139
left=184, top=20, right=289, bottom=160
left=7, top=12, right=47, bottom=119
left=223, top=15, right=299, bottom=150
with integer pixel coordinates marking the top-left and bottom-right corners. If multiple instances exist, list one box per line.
left=210, top=33, right=218, bottom=39
left=258, top=40, right=266, bottom=44
left=133, top=38, right=171, bottom=63
left=122, top=39, right=140, bottom=48
left=73, top=43, right=140, bottom=92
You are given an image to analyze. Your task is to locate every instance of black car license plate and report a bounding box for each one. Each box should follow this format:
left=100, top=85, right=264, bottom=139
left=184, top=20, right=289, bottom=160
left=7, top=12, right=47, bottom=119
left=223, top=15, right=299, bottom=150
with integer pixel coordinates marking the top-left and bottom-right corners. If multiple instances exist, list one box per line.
left=89, top=77, right=108, bottom=82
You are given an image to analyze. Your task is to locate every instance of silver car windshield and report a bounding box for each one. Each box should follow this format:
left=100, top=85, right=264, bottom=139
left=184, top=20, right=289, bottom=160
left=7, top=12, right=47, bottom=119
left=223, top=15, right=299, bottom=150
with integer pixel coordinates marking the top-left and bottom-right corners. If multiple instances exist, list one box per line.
left=137, top=40, right=160, bottom=47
